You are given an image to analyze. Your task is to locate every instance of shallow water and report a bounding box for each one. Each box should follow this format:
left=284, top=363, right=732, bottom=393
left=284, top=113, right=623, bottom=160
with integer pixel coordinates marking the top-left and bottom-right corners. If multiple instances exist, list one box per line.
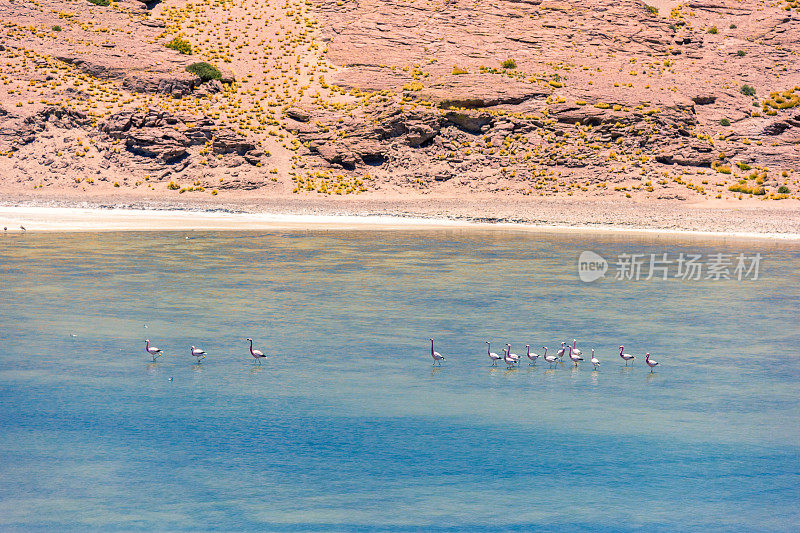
left=1, top=229, right=798, bottom=531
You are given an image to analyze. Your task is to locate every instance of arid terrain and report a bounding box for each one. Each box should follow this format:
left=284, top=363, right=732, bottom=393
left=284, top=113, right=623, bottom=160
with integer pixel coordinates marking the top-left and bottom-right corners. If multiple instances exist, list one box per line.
left=0, top=0, right=799, bottom=229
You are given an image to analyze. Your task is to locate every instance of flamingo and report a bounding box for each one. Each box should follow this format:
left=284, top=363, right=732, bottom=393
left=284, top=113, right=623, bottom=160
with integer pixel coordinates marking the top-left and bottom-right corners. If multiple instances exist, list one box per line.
left=486, top=341, right=502, bottom=366
left=645, top=353, right=659, bottom=372
left=619, top=345, right=635, bottom=366
left=430, top=338, right=445, bottom=366
left=590, top=349, right=600, bottom=370
left=526, top=344, right=539, bottom=366
left=504, top=344, right=520, bottom=368
left=556, top=341, right=567, bottom=360
left=145, top=339, right=162, bottom=361
left=542, top=346, right=559, bottom=367
left=191, top=345, right=206, bottom=363
left=247, top=338, right=267, bottom=364
left=568, top=345, right=584, bottom=367
left=570, top=339, right=583, bottom=357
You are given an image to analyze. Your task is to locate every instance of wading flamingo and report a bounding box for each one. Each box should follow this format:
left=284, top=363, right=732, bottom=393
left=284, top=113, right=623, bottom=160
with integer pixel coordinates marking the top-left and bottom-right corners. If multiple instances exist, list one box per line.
left=645, top=353, right=659, bottom=372
left=430, top=338, right=445, bottom=366
left=568, top=345, right=584, bottom=367
left=556, top=341, right=567, bottom=360
left=542, top=346, right=559, bottom=367
left=590, top=349, right=600, bottom=370
left=570, top=339, right=583, bottom=357
left=191, top=346, right=206, bottom=363
left=145, top=340, right=162, bottom=361
left=486, top=341, right=502, bottom=366
left=526, top=345, right=539, bottom=366
left=247, top=338, right=266, bottom=364
left=619, top=345, right=635, bottom=366
left=504, top=344, right=520, bottom=368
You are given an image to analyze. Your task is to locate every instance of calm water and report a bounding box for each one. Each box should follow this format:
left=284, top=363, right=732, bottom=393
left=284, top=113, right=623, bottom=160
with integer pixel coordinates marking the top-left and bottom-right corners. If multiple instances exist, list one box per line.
left=1, top=229, right=799, bottom=531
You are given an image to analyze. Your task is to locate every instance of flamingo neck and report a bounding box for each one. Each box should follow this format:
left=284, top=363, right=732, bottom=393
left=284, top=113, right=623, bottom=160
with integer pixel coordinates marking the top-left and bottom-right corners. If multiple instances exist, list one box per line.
left=430, top=340, right=434, bottom=355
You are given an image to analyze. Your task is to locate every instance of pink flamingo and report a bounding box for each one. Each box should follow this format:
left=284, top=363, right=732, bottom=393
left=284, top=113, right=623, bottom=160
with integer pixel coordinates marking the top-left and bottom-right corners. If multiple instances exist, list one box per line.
left=645, top=353, right=659, bottom=372
left=542, top=346, right=558, bottom=367
left=570, top=339, right=582, bottom=357
left=191, top=346, right=206, bottom=363
left=526, top=345, right=539, bottom=366
left=590, top=349, right=600, bottom=370
left=145, top=339, right=162, bottom=361
left=504, top=344, right=520, bottom=368
left=486, top=341, right=502, bottom=366
left=246, top=338, right=266, bottom=364
left=568, top=345, right=584, bottom=367
left=619, top=345, right=635, bottom=366
left=556, top=341, right=567, bottom=360
left=430, top=338, right=445, bottom=366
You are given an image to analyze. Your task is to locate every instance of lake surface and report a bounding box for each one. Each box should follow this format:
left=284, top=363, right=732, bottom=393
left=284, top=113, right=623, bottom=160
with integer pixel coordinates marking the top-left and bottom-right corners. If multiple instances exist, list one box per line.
left=1, top=229, right=798, bottom=531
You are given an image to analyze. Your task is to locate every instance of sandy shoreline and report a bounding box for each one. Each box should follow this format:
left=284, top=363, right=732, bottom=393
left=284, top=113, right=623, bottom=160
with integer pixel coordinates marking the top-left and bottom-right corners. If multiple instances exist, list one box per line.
left=2, top=196, right=800, bottom=241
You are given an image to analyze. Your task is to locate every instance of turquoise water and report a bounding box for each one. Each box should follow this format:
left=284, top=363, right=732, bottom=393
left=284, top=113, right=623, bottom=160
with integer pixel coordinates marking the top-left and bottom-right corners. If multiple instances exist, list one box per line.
left=1, top=229, right=798, bottom=531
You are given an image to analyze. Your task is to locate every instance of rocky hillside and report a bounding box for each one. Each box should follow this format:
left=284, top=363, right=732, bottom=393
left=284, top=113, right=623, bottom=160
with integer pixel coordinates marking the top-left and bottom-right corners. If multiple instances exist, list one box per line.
left=0, top=0, right=798, bottom=202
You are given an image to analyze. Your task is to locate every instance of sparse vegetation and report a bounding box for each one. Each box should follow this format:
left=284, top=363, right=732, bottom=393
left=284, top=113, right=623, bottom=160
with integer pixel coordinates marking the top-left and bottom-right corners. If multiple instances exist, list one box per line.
left=166, top=36, right=192, bottom=55
left=778, top=185, right=790, bottom=194
left=501, top=58, right=517, bottom=69
left=720, top=118, right=731, bottom=126
left=729, top=183, right=766, bottom=195
left=644, top=4, right=659, bottom=15
left=452, top=66, right=468, bottom=75
left=52, top=25, right=62, bottom=32
left=762, top=88, right=800, bottom=111
left=707, top=26, right=718, bottom=34
left=87, top=0, right=110, bottom=5
left=737, top=50, right=746, bottom=57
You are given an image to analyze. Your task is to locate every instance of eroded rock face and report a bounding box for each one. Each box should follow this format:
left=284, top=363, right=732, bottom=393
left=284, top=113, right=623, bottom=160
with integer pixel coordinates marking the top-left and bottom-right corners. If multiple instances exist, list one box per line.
left=300, top=0, right=799, bottom=191
left=101, top=108, right=259, bottom=163
left=0, top=107, right=92, bottom=152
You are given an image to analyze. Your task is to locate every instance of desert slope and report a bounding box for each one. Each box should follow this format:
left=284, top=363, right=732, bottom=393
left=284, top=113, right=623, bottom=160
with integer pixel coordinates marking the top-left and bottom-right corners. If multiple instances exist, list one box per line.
left=0, top=0, right=798, bottom=208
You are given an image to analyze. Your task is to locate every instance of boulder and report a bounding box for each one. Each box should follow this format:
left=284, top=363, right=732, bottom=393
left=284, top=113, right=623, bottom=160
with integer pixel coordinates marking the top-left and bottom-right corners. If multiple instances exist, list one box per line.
left=286, top=107, right=312, bottom=122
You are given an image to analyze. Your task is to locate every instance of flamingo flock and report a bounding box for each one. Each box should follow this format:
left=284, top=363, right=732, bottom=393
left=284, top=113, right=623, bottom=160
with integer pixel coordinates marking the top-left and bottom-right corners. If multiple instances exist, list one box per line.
left=143, top=336, right=660, bottom=373
left=143, top=338, right=270, bottom=364
left=430, top=339, right=661, bottom=371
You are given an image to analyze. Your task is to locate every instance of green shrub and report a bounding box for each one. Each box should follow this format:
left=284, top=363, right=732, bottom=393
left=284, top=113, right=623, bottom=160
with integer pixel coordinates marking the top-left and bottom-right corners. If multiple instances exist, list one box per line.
left=52, top=25, right=62, bottom=31
left=167, top=181, right=181, bottom=190
left=166, top=36, right=192, bottom=55
left=737, top=162, right=751, bottom=170
left=644, top=4, right=658, bottom=15
left=778, top=185, right=790, bottom=194
left=452, top=65, right=468, bottom=75
left=186, top=62, right=221, bottom=81
left=501, top=58, right=517, bottom=69
left=740, top=84, right=756, bottom=96
left=737, top=50, right=746, bottom=57
left=707, top=25, right=718, bottom=34
left=87, top=0, right=109, bottom=5
left=720, top=118, right=731, bottom=126
left=729, top=24, right=737, bottom=29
